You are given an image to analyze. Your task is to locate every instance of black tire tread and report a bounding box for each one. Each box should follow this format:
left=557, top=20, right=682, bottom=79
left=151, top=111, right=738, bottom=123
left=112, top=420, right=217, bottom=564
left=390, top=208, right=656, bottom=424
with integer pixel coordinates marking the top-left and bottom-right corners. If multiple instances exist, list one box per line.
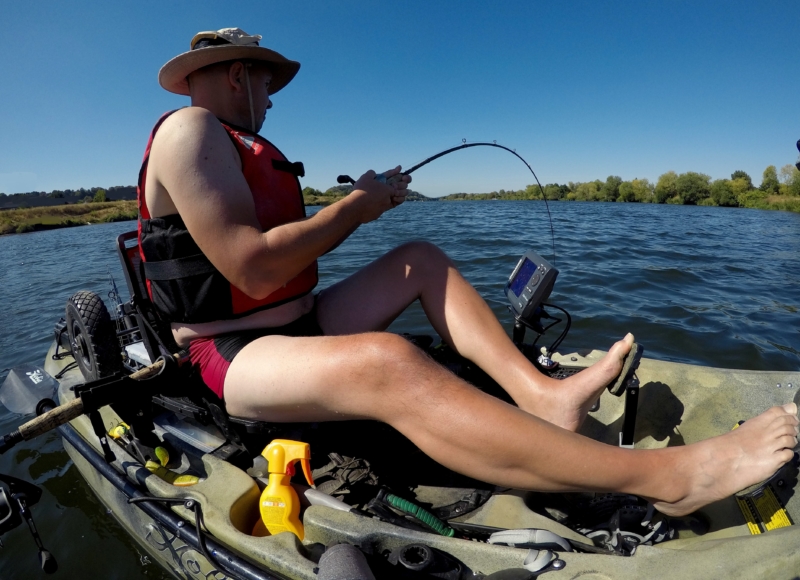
left=66, top=290, right=122, bottom=380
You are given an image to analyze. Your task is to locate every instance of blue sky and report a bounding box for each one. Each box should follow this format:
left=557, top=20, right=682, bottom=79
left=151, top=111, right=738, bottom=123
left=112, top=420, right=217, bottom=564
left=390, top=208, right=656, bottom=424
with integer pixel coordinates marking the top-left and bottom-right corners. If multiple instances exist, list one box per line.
left=1, top=0, right=798, bottom=197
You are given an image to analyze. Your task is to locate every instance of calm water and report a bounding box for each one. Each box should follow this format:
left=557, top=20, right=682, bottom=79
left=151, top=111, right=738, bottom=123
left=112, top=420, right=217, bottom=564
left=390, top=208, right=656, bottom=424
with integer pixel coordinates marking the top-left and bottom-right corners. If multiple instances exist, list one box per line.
left=0, top=201, right=798, bottom=578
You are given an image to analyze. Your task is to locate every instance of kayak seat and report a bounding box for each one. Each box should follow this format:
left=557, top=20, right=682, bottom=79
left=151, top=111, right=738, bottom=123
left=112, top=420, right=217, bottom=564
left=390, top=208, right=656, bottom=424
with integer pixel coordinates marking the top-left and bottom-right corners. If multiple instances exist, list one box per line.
left=115, top=231, right=280, bottom=459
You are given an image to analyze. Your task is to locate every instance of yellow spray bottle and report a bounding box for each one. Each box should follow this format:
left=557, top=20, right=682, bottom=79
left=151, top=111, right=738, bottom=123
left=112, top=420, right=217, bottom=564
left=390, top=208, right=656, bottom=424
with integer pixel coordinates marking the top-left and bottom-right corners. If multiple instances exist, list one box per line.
left=254, top=439, right=314, bottom=539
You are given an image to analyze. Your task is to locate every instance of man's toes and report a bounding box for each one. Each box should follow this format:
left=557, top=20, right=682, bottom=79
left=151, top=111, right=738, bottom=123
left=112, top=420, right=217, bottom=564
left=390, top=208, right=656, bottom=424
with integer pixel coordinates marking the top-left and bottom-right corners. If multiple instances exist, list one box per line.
left=609, top=333, right=634, bottom=362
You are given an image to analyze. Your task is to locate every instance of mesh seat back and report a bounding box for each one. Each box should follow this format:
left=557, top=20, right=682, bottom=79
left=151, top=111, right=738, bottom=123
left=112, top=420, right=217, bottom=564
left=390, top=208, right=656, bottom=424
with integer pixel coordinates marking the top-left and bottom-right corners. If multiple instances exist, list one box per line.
left=116, top=231, right=177, bottom=362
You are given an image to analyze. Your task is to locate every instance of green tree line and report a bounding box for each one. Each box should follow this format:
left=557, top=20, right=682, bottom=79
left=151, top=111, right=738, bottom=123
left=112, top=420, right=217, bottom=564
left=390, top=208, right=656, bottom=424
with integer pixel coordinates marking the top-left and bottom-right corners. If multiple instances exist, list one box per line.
left=0, top=185, right=137, bottom=208
left=441, top=163, right=800, bottom=209
left=303, top=165, right=800, bottom=211
left=0, top=185, right=136, bottom=199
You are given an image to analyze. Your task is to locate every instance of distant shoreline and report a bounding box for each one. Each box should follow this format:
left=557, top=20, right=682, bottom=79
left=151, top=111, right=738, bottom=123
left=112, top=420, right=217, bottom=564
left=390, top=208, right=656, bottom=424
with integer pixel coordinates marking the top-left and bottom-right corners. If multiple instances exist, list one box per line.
left=304, top=192, right=800, bottom=213
left=0, top=201, right=137, bottom=236
left=3, top=194, right=799, bottom=237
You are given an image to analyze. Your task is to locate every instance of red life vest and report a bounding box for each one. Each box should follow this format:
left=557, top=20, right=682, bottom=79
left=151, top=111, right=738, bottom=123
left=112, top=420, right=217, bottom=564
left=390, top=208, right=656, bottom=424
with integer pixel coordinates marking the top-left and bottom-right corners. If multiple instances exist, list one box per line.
left=137, top=110, right=318, bottom=324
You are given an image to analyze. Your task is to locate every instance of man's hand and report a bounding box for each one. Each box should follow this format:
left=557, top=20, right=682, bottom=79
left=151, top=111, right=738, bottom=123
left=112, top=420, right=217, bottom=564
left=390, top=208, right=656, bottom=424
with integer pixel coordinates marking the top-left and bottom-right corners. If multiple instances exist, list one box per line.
left=350, top=166, right=412, bottom=223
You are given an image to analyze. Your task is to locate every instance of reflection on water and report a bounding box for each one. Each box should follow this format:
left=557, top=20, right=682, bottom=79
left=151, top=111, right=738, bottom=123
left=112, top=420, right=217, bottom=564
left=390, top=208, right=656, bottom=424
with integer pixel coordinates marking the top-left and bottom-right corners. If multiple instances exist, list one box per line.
left=0, top=202, right=798, bottom=577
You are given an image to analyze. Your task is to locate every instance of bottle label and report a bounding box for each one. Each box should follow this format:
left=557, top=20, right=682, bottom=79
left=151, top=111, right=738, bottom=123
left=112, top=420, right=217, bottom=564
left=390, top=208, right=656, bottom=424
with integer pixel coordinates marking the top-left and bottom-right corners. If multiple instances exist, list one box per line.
left=261, top=497, right=287, bottom=526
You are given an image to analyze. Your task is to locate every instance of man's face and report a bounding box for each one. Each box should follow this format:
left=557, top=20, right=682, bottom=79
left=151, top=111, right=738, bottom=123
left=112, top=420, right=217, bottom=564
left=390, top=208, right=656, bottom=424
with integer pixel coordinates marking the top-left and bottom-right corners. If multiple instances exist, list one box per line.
left=247, top=64, right=273, bottom=132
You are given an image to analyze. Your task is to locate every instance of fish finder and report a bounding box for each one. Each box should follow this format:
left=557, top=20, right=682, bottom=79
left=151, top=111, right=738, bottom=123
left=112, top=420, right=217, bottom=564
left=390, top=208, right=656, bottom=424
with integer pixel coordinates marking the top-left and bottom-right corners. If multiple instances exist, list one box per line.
left=505, top=249, right=558, bottom=322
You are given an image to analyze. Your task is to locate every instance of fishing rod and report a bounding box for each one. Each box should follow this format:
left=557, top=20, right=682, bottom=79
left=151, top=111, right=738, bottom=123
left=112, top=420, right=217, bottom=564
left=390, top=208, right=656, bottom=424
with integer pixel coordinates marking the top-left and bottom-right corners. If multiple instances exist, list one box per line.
left=0, top=356, right=182, bottom=574
left=338, top=140, right=557, bottom=265
left=0, top=353, right=184, bottom=457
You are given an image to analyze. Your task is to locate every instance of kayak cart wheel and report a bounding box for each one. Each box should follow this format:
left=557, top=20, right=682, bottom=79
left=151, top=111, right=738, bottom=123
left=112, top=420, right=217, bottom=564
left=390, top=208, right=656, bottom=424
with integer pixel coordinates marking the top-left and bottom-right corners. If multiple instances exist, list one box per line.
left=65, top=290, right=121, bottom=381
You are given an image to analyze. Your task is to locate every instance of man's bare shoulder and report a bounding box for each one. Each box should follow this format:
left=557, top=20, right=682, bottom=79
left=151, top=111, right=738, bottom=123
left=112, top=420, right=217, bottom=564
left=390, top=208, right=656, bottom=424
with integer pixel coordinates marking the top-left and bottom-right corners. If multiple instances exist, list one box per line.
left=160, top=106, right=217, bottom=129
left=149, top=107, right=241, bottom=194
left=147, top=105, right=251, bottom=228
left=152, top=107, right=231, bottom=154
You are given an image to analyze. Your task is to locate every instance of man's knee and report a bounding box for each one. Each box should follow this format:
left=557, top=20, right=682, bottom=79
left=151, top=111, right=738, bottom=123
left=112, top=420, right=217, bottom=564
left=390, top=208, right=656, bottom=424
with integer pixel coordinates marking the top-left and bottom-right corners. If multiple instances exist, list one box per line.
left=355, top=332, right=439, bottom=391
left=391, top=241, right=454, bottom=276
left=359, top=331, right=427, bottom=367
left=339, top=332, right=477, bottom=424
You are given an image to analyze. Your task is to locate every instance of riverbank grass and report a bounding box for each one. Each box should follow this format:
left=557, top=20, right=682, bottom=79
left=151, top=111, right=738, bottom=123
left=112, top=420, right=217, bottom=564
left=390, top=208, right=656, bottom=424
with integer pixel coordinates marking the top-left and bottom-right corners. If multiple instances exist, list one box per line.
left=0, top=201, right=137, bottom=235
left=303, top=193, right=346, bottom=206
left=757, top=195, right=800, bottom=212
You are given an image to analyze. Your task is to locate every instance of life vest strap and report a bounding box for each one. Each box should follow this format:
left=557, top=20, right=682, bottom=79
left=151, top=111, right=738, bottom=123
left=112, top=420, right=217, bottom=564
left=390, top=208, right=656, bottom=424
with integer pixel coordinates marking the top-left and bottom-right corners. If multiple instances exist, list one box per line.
left=143, top=254, right=217, bottom=281
left=272, top=159, right=305, bottom=177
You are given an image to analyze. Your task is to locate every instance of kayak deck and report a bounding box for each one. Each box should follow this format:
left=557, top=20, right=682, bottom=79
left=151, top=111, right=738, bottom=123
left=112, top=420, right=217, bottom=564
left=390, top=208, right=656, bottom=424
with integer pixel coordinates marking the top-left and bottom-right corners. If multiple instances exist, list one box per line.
left=45, top=342, right=800, bottom=579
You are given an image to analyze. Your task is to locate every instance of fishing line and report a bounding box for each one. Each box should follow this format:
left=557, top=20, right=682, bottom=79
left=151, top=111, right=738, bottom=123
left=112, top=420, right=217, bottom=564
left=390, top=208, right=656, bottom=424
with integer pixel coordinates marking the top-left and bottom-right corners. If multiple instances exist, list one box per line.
left=340, top=140, right=557, bottom=265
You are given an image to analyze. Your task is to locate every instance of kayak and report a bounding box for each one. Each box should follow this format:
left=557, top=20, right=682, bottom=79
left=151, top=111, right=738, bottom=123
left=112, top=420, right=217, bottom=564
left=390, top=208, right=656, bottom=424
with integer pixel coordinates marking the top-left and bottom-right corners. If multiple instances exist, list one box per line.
left=2, top=232, right=797, bottom=579
left=39, top=338, right=800, bottom=579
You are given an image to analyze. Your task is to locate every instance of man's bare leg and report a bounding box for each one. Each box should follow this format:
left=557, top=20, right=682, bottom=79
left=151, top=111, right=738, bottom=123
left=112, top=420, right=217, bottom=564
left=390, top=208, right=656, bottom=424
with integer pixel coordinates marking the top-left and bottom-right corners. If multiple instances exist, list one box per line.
left=224, top=332, right=799, bottom=517
left=317, top=241, right=632, bottom=430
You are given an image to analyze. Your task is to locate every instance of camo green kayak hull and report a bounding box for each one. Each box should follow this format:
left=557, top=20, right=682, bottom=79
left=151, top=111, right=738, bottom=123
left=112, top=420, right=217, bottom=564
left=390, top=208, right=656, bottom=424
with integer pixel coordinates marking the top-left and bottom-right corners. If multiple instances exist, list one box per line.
left=46, top=342, right=800, bottom=579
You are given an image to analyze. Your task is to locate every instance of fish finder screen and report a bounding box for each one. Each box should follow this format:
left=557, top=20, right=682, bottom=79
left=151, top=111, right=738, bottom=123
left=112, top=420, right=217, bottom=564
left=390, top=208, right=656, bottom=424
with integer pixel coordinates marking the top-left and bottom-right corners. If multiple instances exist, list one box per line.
left=510, top=258, right=537, bottom=297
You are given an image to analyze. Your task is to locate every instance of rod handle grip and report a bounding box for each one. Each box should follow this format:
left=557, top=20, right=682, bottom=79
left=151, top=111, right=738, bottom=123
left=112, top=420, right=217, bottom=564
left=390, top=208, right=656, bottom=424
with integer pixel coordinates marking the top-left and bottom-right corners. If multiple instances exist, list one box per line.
left=18, top=398, right=84, bottom=441
left=129, top=358, right=166, bottom=381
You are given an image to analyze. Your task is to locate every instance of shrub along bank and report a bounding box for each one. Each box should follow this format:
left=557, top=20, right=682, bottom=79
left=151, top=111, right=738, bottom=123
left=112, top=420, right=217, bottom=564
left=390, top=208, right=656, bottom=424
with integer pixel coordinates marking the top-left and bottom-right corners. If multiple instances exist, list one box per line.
left=0, top=201, right=137, bottom=235
left=446, top=164, right=800, bottom=212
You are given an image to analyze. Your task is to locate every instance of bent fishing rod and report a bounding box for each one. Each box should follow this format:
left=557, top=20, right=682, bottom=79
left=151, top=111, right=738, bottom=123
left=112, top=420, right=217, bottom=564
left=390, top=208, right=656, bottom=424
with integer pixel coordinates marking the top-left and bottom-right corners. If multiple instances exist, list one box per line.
left=338, top=140, right=557, bottom=265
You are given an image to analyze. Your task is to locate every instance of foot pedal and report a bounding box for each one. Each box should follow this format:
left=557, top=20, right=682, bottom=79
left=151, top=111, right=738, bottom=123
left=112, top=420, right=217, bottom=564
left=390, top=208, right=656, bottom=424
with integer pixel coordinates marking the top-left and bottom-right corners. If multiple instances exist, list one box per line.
left=608, top=343, right=643, bottom=397
left=736, top=487, right=793, bottom=534
left=732, top=421, right=795, bottom=534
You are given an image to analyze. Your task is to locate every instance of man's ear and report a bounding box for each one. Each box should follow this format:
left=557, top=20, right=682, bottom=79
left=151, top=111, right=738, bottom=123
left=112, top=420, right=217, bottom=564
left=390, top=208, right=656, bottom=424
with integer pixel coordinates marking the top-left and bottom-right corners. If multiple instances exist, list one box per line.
left=227, top=61, right=246, bottom=93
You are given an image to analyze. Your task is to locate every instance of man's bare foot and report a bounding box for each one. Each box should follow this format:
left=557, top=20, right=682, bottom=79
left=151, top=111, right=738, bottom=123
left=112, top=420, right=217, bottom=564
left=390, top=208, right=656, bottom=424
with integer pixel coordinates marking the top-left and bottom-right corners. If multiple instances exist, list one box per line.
left=518, top=333, right=635, bottom=431
left=653, top=403, right=799, bottom=517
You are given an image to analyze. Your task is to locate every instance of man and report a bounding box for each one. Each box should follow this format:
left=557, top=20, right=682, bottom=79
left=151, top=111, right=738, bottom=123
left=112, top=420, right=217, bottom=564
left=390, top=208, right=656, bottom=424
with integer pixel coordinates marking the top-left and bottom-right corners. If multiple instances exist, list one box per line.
left=139, top=28, right=797, bottom=517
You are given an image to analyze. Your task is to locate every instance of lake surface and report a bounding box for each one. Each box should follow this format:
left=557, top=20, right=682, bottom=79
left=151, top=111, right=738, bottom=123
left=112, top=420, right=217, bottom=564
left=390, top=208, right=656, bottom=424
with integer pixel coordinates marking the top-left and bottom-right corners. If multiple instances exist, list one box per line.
left=0, top=201, right=798, bottom=578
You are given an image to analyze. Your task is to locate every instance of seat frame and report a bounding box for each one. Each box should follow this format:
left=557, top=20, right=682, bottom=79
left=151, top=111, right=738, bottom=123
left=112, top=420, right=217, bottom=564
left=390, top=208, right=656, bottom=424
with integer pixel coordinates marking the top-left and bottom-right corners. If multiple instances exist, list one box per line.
left=114, top=231, right=280, bottom=462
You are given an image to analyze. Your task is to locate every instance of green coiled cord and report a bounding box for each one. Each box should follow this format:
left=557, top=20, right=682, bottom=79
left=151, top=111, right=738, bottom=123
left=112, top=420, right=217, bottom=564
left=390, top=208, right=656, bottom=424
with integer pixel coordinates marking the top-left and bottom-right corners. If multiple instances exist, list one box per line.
left=385, top=493, right=455, bottom=537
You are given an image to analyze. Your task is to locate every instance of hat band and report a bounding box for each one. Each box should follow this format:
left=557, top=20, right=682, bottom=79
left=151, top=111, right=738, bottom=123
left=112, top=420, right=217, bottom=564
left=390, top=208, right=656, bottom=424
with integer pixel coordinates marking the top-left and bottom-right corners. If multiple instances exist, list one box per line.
left=193, top=38, right=235, bottom=50
left=191, top=36, right=261, bottom=51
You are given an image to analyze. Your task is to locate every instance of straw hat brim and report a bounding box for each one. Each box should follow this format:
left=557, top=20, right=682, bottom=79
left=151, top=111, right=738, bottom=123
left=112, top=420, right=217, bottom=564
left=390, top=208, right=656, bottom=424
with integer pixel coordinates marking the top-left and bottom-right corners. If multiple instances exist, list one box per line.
left=158, top=45, right=300, bottom=96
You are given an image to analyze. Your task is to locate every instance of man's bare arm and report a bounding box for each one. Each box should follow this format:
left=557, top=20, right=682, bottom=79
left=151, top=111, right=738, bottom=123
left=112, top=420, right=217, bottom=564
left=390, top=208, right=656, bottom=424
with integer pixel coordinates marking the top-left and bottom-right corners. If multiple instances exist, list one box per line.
left=148, top=107, right=409, bottom=299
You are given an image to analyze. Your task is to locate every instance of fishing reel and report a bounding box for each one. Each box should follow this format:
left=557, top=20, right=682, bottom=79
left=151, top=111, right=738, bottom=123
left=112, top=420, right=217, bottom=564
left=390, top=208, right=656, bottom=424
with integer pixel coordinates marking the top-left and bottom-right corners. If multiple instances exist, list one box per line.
left=0, top=473, right=57, bottom=573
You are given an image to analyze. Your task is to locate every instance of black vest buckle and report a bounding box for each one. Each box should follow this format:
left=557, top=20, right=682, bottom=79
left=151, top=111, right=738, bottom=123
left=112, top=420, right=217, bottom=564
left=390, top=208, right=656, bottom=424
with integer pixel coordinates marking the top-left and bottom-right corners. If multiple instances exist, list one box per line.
left=272, top=159, right=305, bottom=178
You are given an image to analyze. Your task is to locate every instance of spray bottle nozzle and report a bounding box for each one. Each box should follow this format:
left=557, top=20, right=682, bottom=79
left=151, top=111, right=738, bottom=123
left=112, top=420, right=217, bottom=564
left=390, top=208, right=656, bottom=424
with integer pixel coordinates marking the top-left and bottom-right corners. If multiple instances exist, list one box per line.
left=262, top=439, right=314, bottom=486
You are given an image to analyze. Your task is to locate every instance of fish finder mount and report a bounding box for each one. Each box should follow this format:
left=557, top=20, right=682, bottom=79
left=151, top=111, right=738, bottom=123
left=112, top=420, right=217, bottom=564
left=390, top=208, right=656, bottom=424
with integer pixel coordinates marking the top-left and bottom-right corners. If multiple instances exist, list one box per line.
left=504, top=250, right=565, bottom=367
left=505, top=249, right=641, bottom=448
left=505, top=250, right=559, bottom=325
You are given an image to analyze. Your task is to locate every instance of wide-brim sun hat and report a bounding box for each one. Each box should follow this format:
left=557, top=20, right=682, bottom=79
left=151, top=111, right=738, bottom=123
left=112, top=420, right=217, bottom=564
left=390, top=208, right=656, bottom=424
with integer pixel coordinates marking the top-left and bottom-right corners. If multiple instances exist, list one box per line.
left=159, top=28, right=300, bottom=96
